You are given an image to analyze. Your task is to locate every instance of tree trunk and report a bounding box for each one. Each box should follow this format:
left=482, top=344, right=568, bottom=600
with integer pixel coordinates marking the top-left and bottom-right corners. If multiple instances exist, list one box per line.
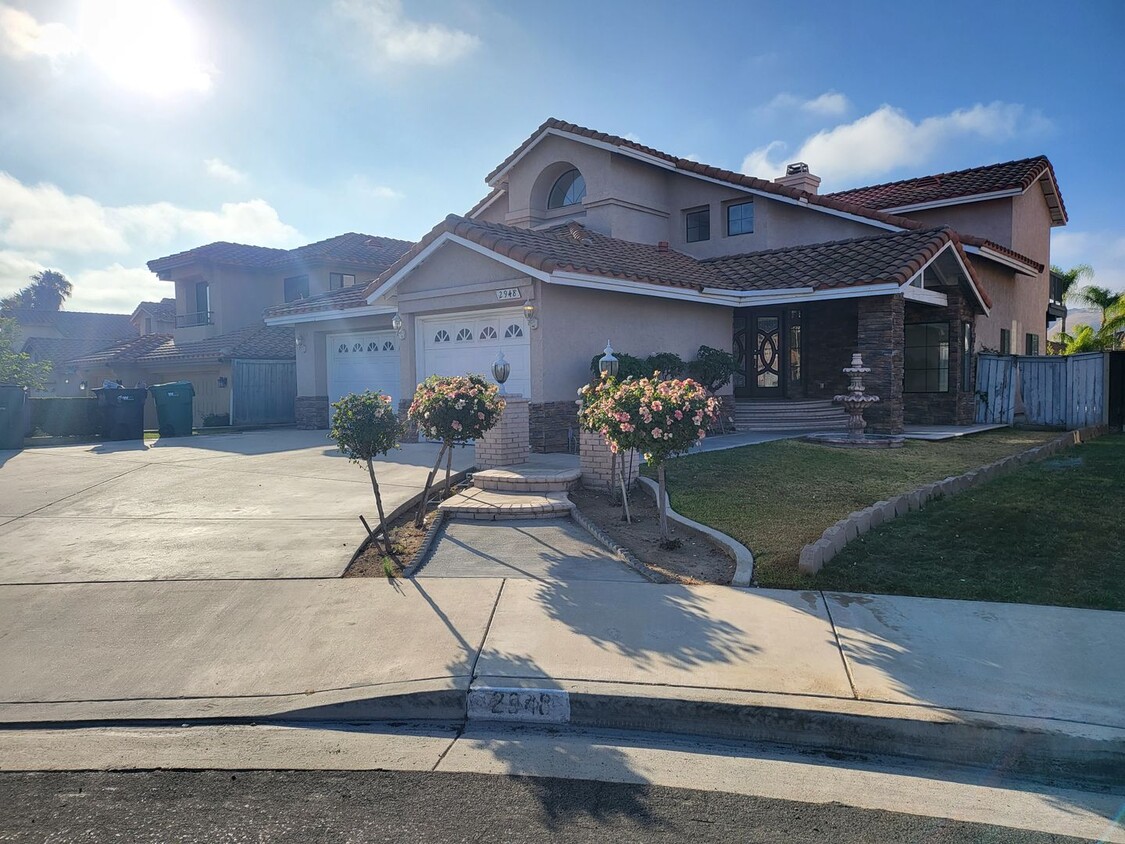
left=657, top=463, right=671, bottom=543
left=414, top=441, right=448, bottom=528
left=367, top=457, right=398, bottom=564
left=443, top=444, right=453, bottom=499
left=618, top=450, right=631, bottom=523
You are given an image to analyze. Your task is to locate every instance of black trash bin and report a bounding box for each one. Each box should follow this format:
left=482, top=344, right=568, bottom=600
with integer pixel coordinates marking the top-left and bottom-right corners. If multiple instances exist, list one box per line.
left=0, top=384, right=28, bottom=449
left=150, top=381, right=195, bottom=437
left=92, top=387, right=148, bottom=441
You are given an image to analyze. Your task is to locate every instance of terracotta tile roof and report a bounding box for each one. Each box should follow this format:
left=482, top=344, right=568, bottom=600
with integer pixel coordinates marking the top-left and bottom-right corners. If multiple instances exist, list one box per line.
left=68, top=333, right=175, bottom=366
left=23, top=336, right=126, bottom=366
left=466, top=187, right=506, bottom=218
left=263, top=284, right=372, bottom=320
left=484, top=119, right=1047, bottom=272
left=4, top=308, right=137, bottom=341
left=133, top=298, right=177, bottom=323
left=147, top=233, right=412, bottom=275
left=826, top=157, right=1068, bottom=223
left=366, top=215, right=989, bottom=310
left=131, top=324, right=295, bottom=364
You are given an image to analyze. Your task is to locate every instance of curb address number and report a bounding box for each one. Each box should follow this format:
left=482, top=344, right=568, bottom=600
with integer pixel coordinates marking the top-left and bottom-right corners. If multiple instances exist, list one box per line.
left=467, top=687, right=571, bottom=723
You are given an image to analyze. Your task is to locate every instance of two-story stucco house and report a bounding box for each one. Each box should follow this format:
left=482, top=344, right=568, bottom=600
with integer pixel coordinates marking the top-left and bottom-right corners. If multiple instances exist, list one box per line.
left=70, top=233, right=411, bottom=427
left=6, top=308, right=137, bottom=397
left=263, top=118, right=1066, bottom=449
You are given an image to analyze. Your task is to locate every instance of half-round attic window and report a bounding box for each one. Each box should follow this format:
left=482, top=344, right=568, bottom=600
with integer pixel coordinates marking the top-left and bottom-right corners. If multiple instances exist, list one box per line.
left=547, top=168, right=586, bottom=209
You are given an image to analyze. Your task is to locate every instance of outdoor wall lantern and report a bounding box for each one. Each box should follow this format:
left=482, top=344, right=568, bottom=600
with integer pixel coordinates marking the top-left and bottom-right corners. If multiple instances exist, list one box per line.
left=492, top=351, right=510, bottom=395
left=78, top=381, right=87, bottom=392
left=598, top=341, right=619, bottom=378
left=522, top=299, right=538, bottom=330
left=295, top=333, right=307, bottom=353
left=391, top=312, right=406, bottom=340
left=217, top=376, right=228, bottom=388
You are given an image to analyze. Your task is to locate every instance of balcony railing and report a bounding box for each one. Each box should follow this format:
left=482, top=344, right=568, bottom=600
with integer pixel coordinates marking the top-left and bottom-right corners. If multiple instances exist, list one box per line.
left=1049, top=273, right=1067, bottom=307
left=176, top=311, right=214, bottom=328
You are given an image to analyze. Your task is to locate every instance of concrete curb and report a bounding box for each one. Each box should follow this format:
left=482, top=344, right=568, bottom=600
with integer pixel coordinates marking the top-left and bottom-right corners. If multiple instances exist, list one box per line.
left=401, top=510, right=449, bottom=578
left=346, top=468, right=472, bottom=573
left=569, top=507, right=669, bottom=584
left=798, top=424, right=1110, bottom=574
left=636, top=476, right=755, bottom=586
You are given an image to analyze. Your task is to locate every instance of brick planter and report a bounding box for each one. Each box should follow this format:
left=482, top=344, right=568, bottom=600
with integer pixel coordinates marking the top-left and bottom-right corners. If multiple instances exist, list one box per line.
left=475, top=395, right=530, bottom=469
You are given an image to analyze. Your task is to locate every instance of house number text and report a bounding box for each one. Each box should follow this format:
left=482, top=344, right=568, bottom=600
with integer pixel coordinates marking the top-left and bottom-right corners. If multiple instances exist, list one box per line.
left=467, top=687, right=571, bottom=723
left=495, top=287, right=522, bottom=301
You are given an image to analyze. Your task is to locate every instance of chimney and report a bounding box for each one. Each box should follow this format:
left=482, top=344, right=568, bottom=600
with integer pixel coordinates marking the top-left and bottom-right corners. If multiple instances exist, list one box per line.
left=774, top=162, right=821, bottom=195
left=657, top=241, right=669, bottom=252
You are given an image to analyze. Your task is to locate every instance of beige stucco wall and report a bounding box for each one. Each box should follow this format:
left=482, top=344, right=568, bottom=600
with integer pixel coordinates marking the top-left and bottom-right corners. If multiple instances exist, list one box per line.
left=908, top=198, right=1014, bottom=247
left=536, top=282, right=732, bottom=403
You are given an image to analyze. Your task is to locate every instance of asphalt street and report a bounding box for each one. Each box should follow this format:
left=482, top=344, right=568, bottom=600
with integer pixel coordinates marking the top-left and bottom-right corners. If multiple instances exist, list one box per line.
left=0, top=770, right=1094, bottom=843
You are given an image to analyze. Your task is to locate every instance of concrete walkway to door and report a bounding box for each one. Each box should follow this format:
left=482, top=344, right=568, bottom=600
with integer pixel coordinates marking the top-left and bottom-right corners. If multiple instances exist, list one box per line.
left=0, top=430, right=473, bottom=582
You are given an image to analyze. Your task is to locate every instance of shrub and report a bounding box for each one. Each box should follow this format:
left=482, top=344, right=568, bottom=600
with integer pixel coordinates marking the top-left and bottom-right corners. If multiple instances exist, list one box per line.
left=29, top=397, right=99, bottom=437
left=329, top=390, right=404, bottom=560
left=687, top=345, right=738, bottom=393
left=202, top=412, right=230, bottom=427
left=407, top=374, right=505, bottom=526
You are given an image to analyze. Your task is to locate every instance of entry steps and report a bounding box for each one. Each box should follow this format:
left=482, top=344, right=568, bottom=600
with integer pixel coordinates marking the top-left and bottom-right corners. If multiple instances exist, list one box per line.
left=438, top=461, right=581, bottom=521
left=735, top=399, right=847, bottom=433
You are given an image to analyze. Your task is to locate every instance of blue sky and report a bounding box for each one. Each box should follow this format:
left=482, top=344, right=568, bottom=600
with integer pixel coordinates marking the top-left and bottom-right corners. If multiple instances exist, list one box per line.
left=1, top=0, right=1122, bottom=312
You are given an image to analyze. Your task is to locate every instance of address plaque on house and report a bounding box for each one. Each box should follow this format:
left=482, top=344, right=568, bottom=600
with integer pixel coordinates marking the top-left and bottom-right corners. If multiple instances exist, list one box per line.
left=495, top=287, right=522, bottom=301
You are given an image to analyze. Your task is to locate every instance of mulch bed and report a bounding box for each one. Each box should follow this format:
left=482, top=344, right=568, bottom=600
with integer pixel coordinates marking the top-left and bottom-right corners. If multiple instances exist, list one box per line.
left=569, top=486, right=735, bottom=585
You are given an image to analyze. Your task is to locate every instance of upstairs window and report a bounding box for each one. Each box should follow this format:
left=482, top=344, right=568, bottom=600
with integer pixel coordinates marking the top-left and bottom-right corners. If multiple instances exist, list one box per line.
left=1025, top=333, right=1040, bottom=356
left=685, top=207, right=710, bottom=243
left=547, top=168, right=586, bottom=209
left=727, top=201, right=754, bottom=236
left=284, top=275, right=309, bottom=302
left=1000, top=328, right=1011, bottom=355
left=330, top=272, right=356, bottom=290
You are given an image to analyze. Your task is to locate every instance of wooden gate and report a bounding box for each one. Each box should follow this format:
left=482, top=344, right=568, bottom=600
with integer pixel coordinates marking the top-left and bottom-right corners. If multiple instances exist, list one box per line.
left=1110, top=352, right=1125, bottom=430
left=977, top=353, right=1108, bottom=429
left=231, top=359, right=296, bottom=425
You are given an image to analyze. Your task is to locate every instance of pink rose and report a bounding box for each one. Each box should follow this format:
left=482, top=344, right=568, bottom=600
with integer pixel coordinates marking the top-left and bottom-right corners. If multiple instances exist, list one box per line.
left=674, top=410, right=683, bottom=420
left=651, top=427, right=662, bottom=438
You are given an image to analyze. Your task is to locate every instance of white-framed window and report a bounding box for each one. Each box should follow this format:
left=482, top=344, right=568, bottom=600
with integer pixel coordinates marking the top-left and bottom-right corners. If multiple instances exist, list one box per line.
left=434, top=330, right=451, bottom=343
left=455, top=328, right=473, bottom=342
left=330, top=272, right=357, bottom=290
left=479, top=326, right=498, bottom=340
left=504, top=324, right=524, bottom=339
left=548, top=169, right=586, bottom=209
left=382, top=340, right=395, bottom=351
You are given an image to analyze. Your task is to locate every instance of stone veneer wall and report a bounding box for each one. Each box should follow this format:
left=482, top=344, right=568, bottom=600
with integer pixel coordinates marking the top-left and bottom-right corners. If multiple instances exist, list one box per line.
left=296, top=396, right=329, bottom=430
left=579, top=429, right=639, bottom=491
left=529, top=400, right=578, bottom=453
left=803, top=300, right=859, bottom=400
left=903, top=289, right=977, bottom=426
left=475, top=396, right=529, bottom=469
left=857, top=295, right=905, bottom=433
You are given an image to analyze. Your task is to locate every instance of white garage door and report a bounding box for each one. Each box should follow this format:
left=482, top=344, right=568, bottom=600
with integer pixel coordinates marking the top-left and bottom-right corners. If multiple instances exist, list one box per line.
left=327, top=330, right=402, bottom=411
left=418, top=308, right=531, bottom=397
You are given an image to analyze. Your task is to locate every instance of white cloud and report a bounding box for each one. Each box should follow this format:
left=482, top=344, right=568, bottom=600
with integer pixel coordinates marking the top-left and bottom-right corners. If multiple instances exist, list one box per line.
left=1051, top=230, right=1125, bottom=294
left=204, top=158, right=248, bottom=184
left=0, top=3, right=79, bottom=67
left=68, top=264, right=168, bottom=313
left=0, top=172, right=302, bottom=255
left=348, top=175, right=403, bottom=200
left=334, top=0, right=479, bottom=67
left=759, top=91, right=851, bottom=119
left=741, top=101, right=1047, bottom=185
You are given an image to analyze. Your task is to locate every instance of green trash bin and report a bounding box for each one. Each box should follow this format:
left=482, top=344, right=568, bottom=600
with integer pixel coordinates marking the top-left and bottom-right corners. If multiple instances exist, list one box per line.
left=150, top=381, right=195, bottom=437
left=92, top=387, right=148, bottom=441
left=0, top=384, right=28, bottom=450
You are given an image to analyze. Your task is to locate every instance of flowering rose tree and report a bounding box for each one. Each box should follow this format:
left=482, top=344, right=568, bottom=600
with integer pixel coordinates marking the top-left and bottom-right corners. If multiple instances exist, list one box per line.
left=408, top=374, right=505, bottom=527
left=579, top=373, right=718, bottom=546
left=328, top=390, right=403, bottom=561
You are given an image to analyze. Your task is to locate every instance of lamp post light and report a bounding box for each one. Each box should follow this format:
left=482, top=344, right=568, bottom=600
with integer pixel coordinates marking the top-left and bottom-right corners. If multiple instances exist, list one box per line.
left=391, top=312, right=405, bottom=340
left=491, top=351, right=511, bottom=395
left=598, top=341, right=619, bottom=378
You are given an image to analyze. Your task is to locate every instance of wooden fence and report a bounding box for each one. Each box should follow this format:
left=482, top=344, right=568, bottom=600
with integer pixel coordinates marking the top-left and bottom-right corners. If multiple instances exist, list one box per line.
left=975, top=352, right=1108, bottom=429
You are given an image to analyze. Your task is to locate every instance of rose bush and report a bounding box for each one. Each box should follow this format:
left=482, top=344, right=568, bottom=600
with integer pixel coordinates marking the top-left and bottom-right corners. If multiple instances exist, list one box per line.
left=408, top=374, right=505, bottom=525
left=579, top=372, right=719, bottom=544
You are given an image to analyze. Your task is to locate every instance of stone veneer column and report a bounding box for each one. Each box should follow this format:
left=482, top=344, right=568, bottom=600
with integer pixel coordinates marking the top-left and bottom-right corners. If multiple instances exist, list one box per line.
left=296, top=396, right=329, bottom=430
left=579, top=429, right=639, bottom=491
left=857, top=294, right=905, bottom=433
left=475, top=395, right=529, bottom=469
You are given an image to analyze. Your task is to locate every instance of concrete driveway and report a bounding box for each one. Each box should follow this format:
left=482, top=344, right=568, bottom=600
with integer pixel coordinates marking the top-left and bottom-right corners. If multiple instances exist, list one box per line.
left=0, top=430, right=472, bottom=582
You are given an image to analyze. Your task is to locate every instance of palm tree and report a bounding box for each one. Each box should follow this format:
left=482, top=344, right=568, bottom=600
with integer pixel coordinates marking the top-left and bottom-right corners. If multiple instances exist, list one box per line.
left=0, top=269, right=73, bottom=312
left=1050, top=263, right=1093, bottom=335
left=1072, top=284, right=1125, bottom=349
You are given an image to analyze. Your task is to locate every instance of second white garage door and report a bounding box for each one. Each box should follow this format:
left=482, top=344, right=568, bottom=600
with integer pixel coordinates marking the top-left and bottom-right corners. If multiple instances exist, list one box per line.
left=327, top=330, right=402, bottom=410
left=418, top=309, right=531, bottom=397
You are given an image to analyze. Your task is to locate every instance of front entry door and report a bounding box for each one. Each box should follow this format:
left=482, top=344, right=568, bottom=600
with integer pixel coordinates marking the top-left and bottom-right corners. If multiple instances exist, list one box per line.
left=734, top=308, right=803, bottom=398
left=750, top=313, right=783, bottom=396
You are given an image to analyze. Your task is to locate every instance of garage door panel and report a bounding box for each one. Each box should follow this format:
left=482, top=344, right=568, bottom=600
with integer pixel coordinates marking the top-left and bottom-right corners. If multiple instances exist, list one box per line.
left=419, top=309, right=530, bottom=398
left=327, top=331, right=401, bottom=410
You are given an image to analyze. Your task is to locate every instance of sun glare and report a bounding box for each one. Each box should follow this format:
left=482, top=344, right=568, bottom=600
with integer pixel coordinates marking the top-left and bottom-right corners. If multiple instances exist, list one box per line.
left=80, top=0, right=213, bottom=97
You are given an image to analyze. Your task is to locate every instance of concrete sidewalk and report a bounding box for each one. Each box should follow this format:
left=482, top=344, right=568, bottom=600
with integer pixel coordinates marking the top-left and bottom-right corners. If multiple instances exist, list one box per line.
left=1, top=578, right=1121, bottom=782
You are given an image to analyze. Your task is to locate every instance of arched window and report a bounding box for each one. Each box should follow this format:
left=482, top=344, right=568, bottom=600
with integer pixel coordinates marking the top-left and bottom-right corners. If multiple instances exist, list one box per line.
left=479, top=326, right=497, bottom=340
left=548, top=168, right=586, bottom=209
left=455, top=328, right=473, bottom=342
left=434, top=330, right=450, bottom=343
left=338, top=343, right=349, bottom=353
left=366, top=342, right=379, bottom=352
left=504, top=324, right=524, bottom=339
left=381, top=340, right=395, bottom=351
left=352, top=343, right=363, bottom=352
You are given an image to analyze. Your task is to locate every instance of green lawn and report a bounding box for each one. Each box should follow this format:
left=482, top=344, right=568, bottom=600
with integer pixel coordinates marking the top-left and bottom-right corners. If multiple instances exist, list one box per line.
left=815, top=434, right=1125, bottom=609
left=656, top=429, right=1063, bottom=592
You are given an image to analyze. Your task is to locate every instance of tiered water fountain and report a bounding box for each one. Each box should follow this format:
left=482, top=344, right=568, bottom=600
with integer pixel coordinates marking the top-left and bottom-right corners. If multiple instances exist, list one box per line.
left=803, top=353, right=904, bottom=448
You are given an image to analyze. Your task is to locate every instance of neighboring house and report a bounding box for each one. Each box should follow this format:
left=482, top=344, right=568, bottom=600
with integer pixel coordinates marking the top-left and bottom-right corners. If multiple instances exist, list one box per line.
left=71, top=233, right=411, bottom=427
left=5, top=308, right=137, bottom=396
left=256, top=117, right=1065, bottom=448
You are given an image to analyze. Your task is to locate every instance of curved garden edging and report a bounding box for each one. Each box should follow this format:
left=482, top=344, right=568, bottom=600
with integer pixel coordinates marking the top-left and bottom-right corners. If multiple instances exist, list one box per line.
left=569, top=507, right=669, bottom=584
left=635, top=475, right=755, bottom=587
left=797, top=425, right=1109, bottom=575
